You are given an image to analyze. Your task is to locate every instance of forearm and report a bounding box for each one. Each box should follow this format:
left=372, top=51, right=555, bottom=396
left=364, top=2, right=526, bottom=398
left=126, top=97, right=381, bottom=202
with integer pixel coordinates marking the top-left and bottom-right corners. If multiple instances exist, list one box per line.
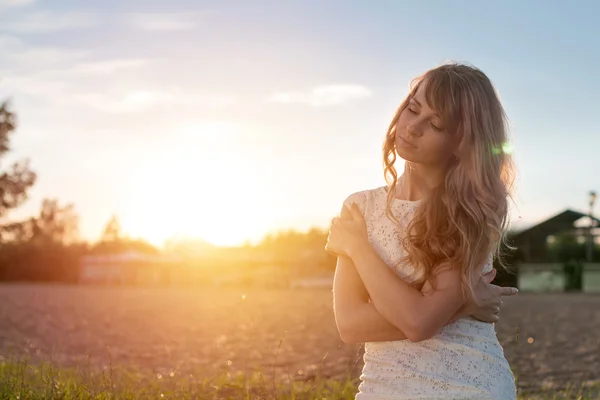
left=339, top=294, right=470, bottom=344
left=347, top=245, right=424, bottom=337
left=347, top=243, right=463, bottom=341
left=338, top=300, right=409, bottom=343
left=334, top=248, right=469, bottom=344
left=333, top=255, right=409, bottom=343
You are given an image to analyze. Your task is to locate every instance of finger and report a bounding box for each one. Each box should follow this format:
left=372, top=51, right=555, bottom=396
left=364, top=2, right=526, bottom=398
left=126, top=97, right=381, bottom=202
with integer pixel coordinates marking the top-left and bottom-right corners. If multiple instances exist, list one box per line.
left=330, top=217, right=339, bottom=228
left=482, top=268, right=497, bottom=283
left=474, top=313, right=497, bottom=323
left=499, top=286, right=519, bottom=296
left=325, top=244, right=341, bottom=256
left=325, top=239, right=342, bottom=256
left=340, top=205, right=352, bottom=220
left=350, top=203, right=363, bottom=221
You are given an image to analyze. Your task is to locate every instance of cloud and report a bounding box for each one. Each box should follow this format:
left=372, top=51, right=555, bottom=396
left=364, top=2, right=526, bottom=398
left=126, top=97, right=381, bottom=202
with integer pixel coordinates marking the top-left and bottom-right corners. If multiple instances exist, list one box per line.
left=124, top=12, right=208, bottom=31
left=74, top=91, right=166, bottom=113
left=0, top=32, right=237, bottom=118
left=72, top=89, right=239, bottom=114
left=70, top=59, right=148, bottom=75
left=10, top=47, right=90, bottom=66
left=0, top=11, right=99, bottom=33
left=269, top=84, right=372, bottom=106
left=0, top=0, right=35, bottom=9
left=0, top=35, right=82, bottom=102
left=1, top=73, right=73, bottom=102
left=2, top=48, right=91, bottom=72
left=0, top=36, right=146, bottom=77
left=0, top=34, right=22, bottom=49
left=0, top=37, right=145, bottom=105
left=0, top=34, right=90, bottom=72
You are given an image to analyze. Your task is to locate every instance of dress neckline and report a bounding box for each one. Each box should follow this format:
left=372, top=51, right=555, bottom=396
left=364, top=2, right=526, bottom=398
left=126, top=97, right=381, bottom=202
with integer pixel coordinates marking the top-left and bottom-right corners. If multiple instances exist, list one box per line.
left=381, top=185, right=421, bottom=205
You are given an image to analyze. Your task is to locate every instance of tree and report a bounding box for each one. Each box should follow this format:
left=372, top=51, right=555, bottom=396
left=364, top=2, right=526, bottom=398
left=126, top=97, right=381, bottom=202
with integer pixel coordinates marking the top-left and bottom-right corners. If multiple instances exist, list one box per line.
left=0, top=199, right=82, bottom=282
left=91, top=215, right=159, bottom=255
left=101, top=215, right=121, bottom=242
left=0, top=102, right=36, bottom=221
left=256, top=227, right=336, bottom=271
left=0, top=199, right=79, bottom=245
left=31, top=199, right=79, bottom=244
left=0, top=101, right=83, bottom=282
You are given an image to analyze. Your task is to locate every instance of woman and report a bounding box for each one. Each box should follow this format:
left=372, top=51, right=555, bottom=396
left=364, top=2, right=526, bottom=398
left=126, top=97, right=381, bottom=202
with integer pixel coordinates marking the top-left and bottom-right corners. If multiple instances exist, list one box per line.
left=326, top=63, right=518, bottom=399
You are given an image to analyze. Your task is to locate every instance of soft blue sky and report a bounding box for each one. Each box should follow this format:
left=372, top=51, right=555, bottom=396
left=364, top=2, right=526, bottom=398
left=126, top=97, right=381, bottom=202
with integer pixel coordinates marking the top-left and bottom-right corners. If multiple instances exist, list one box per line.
left=1, top=0, right=599, bottom=246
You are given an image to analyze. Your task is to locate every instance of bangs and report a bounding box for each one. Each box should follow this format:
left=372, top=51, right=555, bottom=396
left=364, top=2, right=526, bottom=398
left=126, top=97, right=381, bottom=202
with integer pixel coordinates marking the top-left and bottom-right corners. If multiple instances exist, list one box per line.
left=410, top=69, right=463, bottom=134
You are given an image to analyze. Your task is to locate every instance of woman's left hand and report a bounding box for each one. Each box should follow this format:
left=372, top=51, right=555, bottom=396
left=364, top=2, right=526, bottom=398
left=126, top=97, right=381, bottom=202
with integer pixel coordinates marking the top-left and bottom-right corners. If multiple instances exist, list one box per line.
left=325, top=203, right=369, bottom=257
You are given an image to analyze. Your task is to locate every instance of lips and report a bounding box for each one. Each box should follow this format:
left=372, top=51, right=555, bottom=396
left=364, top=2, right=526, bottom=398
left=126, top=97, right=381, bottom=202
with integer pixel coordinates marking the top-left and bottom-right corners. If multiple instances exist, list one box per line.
left=399, top=135, right=416, bottom=148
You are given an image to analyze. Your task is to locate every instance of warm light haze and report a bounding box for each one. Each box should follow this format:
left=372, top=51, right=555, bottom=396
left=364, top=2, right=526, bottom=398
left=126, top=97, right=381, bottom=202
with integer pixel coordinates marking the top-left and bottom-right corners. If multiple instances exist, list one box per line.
left=3, top=1, right=600, bottom=248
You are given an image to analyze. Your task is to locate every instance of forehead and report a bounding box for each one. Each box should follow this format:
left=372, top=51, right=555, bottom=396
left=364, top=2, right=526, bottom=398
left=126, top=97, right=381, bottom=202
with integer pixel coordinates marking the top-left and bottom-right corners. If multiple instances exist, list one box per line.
left=411, top=82, right=438, bottom=114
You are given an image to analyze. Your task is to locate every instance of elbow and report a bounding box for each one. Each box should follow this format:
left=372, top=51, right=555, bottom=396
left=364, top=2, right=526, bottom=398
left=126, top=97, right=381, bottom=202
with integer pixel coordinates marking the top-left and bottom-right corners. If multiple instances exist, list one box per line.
left=336, top=321, right=361, bottom=344
left=395, top=314, right=435, bottom=343
left=402, top=325, right=427, bottom=342
left=405, top=327, right=434, bottom=343
left=338, top=329, right=361, bottom=344
left=335, top=315, right=362, bottom=344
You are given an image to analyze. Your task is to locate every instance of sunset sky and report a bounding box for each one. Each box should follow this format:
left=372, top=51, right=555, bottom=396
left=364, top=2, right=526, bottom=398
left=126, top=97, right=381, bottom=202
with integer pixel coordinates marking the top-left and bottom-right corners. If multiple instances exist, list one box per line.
left=1, top=0, right=599, bottom=247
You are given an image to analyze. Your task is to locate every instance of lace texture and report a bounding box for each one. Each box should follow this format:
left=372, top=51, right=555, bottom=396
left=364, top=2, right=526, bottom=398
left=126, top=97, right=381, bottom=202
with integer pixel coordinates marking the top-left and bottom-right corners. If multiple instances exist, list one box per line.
left=343, top=186, right=516, bottom=400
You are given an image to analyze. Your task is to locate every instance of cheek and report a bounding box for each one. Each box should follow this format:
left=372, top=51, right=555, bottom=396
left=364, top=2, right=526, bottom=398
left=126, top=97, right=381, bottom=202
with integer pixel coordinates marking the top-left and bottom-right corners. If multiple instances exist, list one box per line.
left=394, top=112, right=409, bottom=142
left=423, top=136, right=455, bottom=159
left=396, top=110, right=409, bottom=130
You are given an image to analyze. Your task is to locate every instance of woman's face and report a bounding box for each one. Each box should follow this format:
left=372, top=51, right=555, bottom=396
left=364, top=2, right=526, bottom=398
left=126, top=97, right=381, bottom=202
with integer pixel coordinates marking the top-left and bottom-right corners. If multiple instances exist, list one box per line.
left=395, top=83, right=458, bottom=167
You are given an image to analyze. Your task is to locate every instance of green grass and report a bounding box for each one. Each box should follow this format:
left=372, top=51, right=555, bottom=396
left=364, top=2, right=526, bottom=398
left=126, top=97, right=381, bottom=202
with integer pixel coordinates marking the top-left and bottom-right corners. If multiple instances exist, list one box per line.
left=0, top=355, right=359, bottom=400
left=0, top=357, right=598, bottom=400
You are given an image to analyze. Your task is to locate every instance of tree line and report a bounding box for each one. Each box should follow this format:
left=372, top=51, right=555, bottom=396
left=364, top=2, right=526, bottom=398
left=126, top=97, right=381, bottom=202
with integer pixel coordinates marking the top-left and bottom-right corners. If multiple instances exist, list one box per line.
left=0, top=102, right=164, bottom=282
left=1, top=99, right=594, bottom=285
left=0, top=100, right=338, bottom=283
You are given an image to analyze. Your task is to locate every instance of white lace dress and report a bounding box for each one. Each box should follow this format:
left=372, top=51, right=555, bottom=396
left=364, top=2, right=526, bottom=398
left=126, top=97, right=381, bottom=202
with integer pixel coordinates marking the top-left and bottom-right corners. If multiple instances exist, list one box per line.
left=343, top=186, right=516, bottom=400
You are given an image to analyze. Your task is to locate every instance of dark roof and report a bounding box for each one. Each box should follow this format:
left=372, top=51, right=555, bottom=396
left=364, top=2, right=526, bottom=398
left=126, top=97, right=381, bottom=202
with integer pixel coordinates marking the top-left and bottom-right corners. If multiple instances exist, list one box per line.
left=511, top=209, right=600, bottom=241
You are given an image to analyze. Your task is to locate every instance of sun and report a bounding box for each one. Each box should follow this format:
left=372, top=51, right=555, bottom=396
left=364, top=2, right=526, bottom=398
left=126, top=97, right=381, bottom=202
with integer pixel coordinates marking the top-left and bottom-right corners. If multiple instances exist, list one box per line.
left=120, top=122, right=269, bottom=247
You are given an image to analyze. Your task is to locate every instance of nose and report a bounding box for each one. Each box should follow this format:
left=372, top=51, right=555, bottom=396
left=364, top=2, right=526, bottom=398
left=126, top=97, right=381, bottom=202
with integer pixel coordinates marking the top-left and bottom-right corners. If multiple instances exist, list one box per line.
left=407, top=122, right=422, bottom=138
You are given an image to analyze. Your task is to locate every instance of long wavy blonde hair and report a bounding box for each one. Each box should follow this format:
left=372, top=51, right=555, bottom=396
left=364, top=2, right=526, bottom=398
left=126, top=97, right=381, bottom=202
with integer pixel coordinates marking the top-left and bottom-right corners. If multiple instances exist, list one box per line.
left=383, top=62, right=515, bottom=298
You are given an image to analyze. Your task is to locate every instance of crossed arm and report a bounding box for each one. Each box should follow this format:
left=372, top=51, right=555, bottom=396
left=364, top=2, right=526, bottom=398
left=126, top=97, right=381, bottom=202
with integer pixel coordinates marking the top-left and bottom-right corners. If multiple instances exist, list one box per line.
left=333, top=254, right=467, bottom=343
left=330, top=203, right=516, bottom=344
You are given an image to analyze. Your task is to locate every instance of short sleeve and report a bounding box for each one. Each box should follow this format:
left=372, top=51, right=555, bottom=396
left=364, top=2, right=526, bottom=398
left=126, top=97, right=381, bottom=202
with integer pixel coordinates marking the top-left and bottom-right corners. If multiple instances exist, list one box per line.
left=481, top=251, right=494, bottom=274
left=341, top=190, right=370, bottom=218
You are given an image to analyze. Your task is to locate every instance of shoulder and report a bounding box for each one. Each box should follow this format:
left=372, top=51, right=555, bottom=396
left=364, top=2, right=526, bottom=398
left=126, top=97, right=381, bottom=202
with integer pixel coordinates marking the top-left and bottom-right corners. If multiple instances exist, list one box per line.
left=342, top=186, right=387, bottom=214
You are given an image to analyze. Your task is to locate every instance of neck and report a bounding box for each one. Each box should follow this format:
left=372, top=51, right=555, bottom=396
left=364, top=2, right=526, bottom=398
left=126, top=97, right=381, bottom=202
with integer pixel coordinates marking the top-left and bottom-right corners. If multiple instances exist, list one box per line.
left=398, top=162, right=446, bottom=201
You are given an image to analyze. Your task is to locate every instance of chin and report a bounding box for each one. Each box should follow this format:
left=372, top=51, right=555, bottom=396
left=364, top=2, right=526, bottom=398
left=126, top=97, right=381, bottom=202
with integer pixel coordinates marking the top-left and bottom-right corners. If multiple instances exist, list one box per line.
left=396, top=146, right=421, bottom=163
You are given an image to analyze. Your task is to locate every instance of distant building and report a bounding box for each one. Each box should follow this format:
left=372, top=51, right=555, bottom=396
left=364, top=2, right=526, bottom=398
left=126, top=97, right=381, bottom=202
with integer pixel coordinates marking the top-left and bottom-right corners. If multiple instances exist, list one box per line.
left=79, top=251, right=182, bottom=285
left=505, top=209, right=600, bottom=293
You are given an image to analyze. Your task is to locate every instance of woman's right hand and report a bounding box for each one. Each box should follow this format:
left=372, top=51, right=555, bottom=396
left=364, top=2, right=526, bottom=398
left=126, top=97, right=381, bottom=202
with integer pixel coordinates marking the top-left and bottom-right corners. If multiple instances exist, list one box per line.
left=467, top=269, right=519, bottom=323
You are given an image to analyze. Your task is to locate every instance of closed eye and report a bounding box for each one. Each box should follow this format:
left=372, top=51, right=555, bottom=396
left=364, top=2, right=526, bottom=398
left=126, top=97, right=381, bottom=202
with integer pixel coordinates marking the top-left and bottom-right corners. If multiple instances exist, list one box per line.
left=430, top=122, right=442, bottom=132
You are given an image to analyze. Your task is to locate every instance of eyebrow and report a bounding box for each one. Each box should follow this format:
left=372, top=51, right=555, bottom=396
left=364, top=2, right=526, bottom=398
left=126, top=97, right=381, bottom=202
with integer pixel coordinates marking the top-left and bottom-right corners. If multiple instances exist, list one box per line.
left=411, top=96, right=443, bottom=122
left=411, top=97, right=422, bottom=107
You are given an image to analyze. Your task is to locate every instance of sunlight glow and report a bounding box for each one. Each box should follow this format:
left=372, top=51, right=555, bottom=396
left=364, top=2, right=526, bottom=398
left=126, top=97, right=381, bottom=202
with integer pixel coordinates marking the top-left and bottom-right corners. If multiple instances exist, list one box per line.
left=121, top=121, right=269, bottom=247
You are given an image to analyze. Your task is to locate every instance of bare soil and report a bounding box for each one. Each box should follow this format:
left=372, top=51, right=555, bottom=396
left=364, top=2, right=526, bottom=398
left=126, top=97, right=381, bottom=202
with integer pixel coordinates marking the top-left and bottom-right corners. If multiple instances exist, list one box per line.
left=0, top=284, right=598, bottom=393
